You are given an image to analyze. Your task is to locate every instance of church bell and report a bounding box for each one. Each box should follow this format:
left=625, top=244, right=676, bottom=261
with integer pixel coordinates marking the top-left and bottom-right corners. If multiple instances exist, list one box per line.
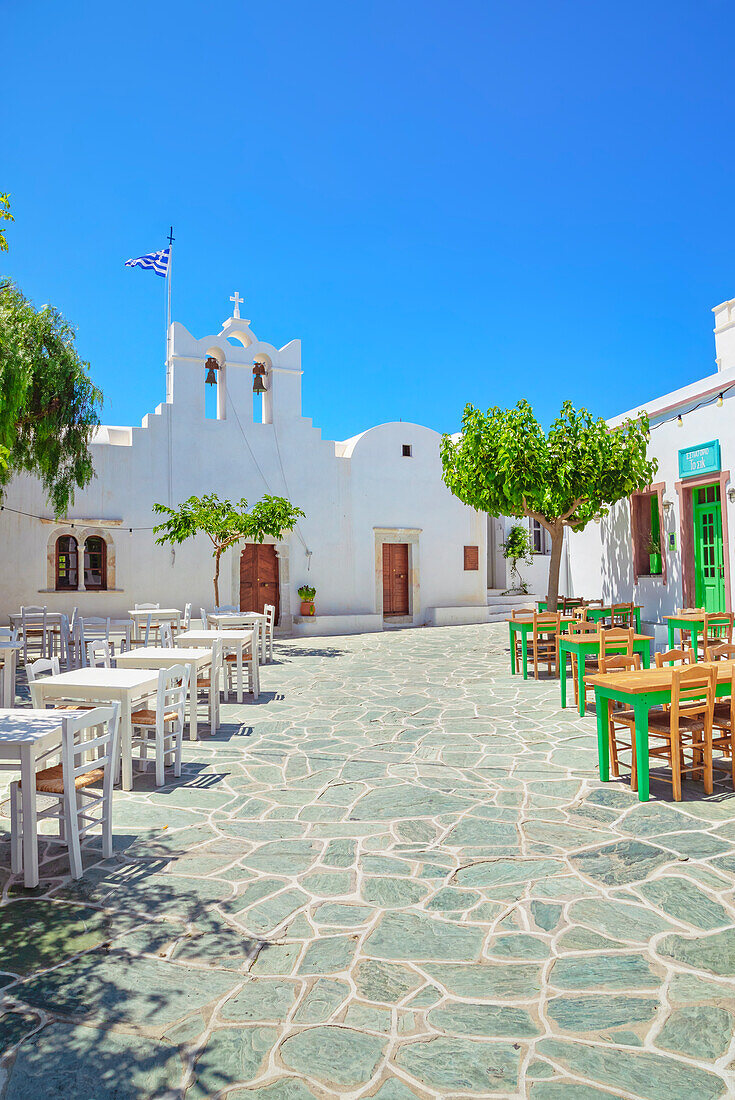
left=252, top=362, right=267, bottom=395
left=204, top=356, right=219, bottom=385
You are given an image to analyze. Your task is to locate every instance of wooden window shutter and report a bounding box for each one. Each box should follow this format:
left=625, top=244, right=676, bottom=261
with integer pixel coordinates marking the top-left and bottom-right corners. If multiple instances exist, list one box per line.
left=464, top=545, right=479, bottom=571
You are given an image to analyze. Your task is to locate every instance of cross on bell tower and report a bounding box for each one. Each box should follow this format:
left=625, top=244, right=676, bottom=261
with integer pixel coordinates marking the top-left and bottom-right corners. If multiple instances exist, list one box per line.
left=229, top=291, right=243, bottom=319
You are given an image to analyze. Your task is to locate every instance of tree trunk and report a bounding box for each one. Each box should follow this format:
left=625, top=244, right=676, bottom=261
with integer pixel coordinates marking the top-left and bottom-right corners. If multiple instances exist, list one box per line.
left=546, top=526, right=564, bottom=611
left=213, top=549, right=222, bottom=606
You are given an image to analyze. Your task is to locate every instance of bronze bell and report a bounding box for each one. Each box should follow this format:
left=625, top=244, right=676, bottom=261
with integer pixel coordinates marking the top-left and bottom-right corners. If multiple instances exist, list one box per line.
left=252, top=362, right=267, bottom=394
left=204, top=356, right=219, bottom=385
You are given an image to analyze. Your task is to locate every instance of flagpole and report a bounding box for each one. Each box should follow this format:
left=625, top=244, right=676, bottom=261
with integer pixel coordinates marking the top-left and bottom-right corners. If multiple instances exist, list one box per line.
left=165, top=226, right=174, bottom=402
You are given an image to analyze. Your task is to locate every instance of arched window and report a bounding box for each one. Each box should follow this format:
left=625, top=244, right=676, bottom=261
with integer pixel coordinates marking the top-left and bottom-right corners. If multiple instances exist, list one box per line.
left=84, top=536, right=107, bottom=590
left=55, top=536, right=78, bottom=590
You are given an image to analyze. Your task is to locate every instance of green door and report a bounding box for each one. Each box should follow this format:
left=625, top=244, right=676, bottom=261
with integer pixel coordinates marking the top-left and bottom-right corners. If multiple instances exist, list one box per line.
left=693, top=484, right=726, bottom=612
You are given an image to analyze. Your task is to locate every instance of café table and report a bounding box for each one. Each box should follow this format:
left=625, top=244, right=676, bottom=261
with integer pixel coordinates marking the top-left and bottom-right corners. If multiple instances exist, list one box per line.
left=536, top=603, right=642, bottom=632
left=115, top=646, right=212, bottom=740
left=0, top=643, right=21, bottom=707
left=586, top=659, right=735, bottom=802
left=507, top=616, right=574, bottom=679
left=559, top=632, right=653, bottom=716
left=177, top=629, right=257, bottom=703
left=128, top=608, right=182, bottom=643
left=207, top=612, right=267, bottom=663
left=664, top=611, right=723, bottom=655
left=29, top=667, right=159, bottom=792
left=0, top=708, right=88, bottom=887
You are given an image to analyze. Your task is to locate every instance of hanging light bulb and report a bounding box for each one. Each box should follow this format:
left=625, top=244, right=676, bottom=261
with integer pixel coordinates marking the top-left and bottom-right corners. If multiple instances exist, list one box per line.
left=677, top=415, right=683, bottom=427
left=717, top=393, right=724, bottom=408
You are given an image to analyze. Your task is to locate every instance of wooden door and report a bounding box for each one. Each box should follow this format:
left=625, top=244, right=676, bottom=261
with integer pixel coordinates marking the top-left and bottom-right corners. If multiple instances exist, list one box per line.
left=382, top=543, right=409, bottom=616
left=694, top=485, right=725, bottom=612
left=240, top=544, right=280, bottom=622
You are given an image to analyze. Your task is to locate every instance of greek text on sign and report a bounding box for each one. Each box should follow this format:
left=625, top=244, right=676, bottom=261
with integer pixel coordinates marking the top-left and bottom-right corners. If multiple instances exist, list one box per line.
left=678, top=439, right=721, bottom=479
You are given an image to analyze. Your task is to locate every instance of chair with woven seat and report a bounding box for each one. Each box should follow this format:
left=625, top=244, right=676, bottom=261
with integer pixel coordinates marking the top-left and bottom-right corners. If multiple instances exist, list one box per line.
left=21, top=606, right=49, bottom=664
left=9, top=704, right=120, bottom=880
left=655, top=647, right=695, bottom=669
left=700, top=613, right=734, bottom=659
left=705, top=641, right=735, bottom=663
left=710, top=662, right=735, bottom=789
left=223, top=627, right=260, bottom=699
left=27, top=657, right=96, bottom=712
left=130, top=665, right=188, bottom=786
left=87, top=640, right=113, bottom=668
left=617, top=663, right=716, bottom=800
left=598, top=652, right=642, bottom=782
left=528, top=612, right=560, bottom=679
left=159, top=621, right=174, bottom=648
left=611, top=602, right=635, bottom=627
left=510, top=608, right=535, bottom=674
left=569, top=619, right=599, bottom=709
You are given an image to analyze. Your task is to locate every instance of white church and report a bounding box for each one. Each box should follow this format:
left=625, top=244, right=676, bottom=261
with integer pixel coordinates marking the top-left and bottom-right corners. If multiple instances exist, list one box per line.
left=0, top=296, right=490, bottom=635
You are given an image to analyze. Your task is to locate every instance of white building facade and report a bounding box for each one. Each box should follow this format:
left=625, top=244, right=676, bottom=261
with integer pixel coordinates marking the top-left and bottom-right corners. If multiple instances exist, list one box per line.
left=568, top=294, right=735, bottom=642
left=0, top=304, right=489, bottom=635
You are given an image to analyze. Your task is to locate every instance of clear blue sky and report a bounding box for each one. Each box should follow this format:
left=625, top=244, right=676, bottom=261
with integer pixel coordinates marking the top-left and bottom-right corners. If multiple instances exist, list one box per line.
left=4, top=1, right=735, bottom=439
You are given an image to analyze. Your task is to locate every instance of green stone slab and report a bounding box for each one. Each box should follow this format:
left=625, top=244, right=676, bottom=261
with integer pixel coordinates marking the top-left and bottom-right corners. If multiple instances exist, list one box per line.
left=567, top=898, right=675, bottom=942
left=188, top=1026, right=278, bottom=1098
left=656, top=1005, right=734, bottom=1060
left=550, top=954, right=662, bottom=991
left=298, top=935, right=358, bottom=974
left=569, top=840, right=670, bottom=886
left=294, top=978, right=350, bottom=1023
left=280, top=1025, right=386, bottom=1088
left=423, top=962, right=542, bottom=999
left=0, top=899, right=110, bottom=975
left=361, top=877, right=429, bottom=907
left=546, top=994, right=658, bottom=1032
left=636, top=877, right=731, bottom=931
left=396, top=1036, right=520, bottom=1093
left=364, top=911, right=484, bottom=961
left=657, top=928, right=735, bottom=977
left=220, top=979, right=298, bottom=1022
left=428, top=1002, right=540, bottom=1037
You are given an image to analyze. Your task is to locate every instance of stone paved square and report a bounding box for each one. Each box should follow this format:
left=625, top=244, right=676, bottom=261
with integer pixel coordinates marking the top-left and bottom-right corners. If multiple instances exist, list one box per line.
left=1, top=623, right=735, bottom=1098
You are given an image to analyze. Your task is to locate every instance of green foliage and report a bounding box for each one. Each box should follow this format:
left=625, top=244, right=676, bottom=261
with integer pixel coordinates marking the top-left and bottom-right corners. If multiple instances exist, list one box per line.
left=502, top=523, right=532, bottom=593
left=298, top=584, right=316, bottom=601
left=0, top=281, right=102, bottom=515
left=0, top=194, right=13, bottom=252
left=441, top=398, right=656, bottom=608
left=153, top=493, right=305, bottom=603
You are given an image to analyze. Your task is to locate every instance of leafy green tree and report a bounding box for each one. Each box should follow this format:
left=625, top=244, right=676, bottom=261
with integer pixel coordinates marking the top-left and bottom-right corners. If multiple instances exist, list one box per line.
left=0, top=193, right=13, bottom=252
left=0, top=281, right=102, bottom=515
left=153, top=493, right=306, bottom=605
left=441, top=399, right=656, bottom=610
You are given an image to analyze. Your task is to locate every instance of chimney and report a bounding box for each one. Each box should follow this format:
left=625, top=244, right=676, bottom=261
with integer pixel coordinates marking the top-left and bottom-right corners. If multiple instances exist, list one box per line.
left=712, top=297, right=735, bottom=372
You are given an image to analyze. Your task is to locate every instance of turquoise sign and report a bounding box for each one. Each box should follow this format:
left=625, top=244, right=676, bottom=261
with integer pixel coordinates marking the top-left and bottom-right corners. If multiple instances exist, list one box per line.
left=678, top=439, right=721, bottom=479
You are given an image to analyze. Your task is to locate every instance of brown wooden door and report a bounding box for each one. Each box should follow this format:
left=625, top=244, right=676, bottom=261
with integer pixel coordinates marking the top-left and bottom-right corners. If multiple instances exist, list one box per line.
left=240, top=544, right=280, bottom=622
left=382, top=543, right=409, bottom=616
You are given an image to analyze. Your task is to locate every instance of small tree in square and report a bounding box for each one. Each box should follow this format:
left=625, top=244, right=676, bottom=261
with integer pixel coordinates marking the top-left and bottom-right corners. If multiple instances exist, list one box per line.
left=153, top=493, right=305, bottom=605
left=441, top=399, right=656, bottom=611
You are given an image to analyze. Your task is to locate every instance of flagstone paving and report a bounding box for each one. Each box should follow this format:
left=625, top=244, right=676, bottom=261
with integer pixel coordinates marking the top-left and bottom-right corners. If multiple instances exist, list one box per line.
left=0, top=622, right=734, bottom=1097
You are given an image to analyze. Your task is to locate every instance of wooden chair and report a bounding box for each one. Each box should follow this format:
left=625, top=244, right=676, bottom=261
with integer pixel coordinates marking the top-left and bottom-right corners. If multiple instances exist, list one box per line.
left=676, top=607, right=704, bottom=649
left=569, top=620, right=599, bottom=709
left=199, top=607, right=209, bottom=629
left=711, top=663, right=735, bottom=789
left=264, top=603, right=276, bottom=663
left=528, top=612, right=559, bottom=679
left=510, top=608, right=534, bottom=673
left=20, top=606, right=49, bottom=664
left=598, top=652, right=642, bottom=782
left=705, top=641, right=735, bottom=662
left=701, top=613, right=734, bottom=658
left=656, top=647, right=695, bottom=668
left=617, top=664, right=716, bottom=800
left=159, top=622, right=174, bottom=648
left=86, top=640, right=113, bottom=668
left=181, top=603, right=192, bottom=632
left=611, top=602, right=635, bottom=627
left=130, top=666, right=188, bottom=787
left=578, top=627, right=634, bottom=712
left=224, top=630, right=261, bottom=699
left=196, top=640, right=222, bottom=733
left=10, top=704, right=120, bottom=880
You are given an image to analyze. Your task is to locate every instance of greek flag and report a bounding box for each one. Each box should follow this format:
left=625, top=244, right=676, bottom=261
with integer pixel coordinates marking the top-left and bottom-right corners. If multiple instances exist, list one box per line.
left=125, top=246, right=170, bottom=278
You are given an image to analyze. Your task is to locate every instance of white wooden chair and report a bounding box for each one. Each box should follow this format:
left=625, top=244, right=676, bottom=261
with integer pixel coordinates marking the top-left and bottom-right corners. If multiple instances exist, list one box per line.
left=76, top=618, right=112, bottom=666
left=21, top=606, right=48, bottom=664
left=159, top=622, right=174, bottom=648
left=199, top=607, right=209, bottom=629
left=130, top=666, right=188, bottom=786
left=128, top=613, right=152, bottom=650
left=182, top=603, right=192, bottom=631
left=264, top=603, right=275, bottom=663
left=87, top=639, right=113, bottom=668
left=196, top=640, right=222, bottom=733
left=10, top=703, right=121, bottom=880
left=0, top=627, right=19, bottom=645
left=223, top=628, right=260, bottom=700
left=134, top=603, right=161, bottom=643
left=27, top=657, right=60, bottom=682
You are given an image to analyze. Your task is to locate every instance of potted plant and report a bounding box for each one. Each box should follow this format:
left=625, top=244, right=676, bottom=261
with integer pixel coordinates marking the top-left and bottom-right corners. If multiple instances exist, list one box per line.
left=501, top=524, right=533, bottom=594
left=298, top=584, right=316, bottom=616
left=647, top=533, right=662, bottom=576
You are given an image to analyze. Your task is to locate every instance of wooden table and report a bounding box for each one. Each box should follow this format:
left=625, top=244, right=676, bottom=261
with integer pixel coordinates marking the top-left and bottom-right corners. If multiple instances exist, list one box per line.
left=128, top=608, right=181, bottom=642
left=29, top=667, right=159, bottom=791
left=0, top=708, right=88, bottom=887
left=507, top=617, right=574, bottom=679
left=177, top=629, right=256, bottom=702
left=536, top=603, right=642, bottom=631
left=665, top=612, right=716, bottom=654
left=0, top=643, right=21, bottom=707
left=207, top=612, right=267, bottom=663
left=115, top=646, right=212, bottom=740
left=559, top=632, right=653, bottom=716
left=587, top=660, right=735, bottom=802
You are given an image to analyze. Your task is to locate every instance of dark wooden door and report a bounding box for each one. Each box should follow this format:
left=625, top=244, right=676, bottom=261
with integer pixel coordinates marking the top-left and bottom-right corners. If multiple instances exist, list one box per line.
left=240, top=544, right=280, bottom=622
left=382, top=543, right=409, bottom=616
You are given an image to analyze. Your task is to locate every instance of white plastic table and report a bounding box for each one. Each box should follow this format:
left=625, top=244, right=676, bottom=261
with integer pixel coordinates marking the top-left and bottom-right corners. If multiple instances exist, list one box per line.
left=0, top=708, right=87, bottom=887
left=29, top=667, right=159, bottom=791
left=177, top=629, right=256, bottom=702
left=115, top=646, right=212, bottom=740
left=128, top=608, right=181, bottom=642
left=207, top=613, right=267, bottom=662
left=0, top=643, right=21, bottom=707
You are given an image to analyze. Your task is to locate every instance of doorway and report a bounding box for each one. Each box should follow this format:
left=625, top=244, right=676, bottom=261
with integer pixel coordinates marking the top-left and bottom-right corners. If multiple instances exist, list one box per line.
left=240, top=544, right=280, bottom=622
left=382, top=543, right=409, bottom=616
left=693, top=484, right=726, bottom=612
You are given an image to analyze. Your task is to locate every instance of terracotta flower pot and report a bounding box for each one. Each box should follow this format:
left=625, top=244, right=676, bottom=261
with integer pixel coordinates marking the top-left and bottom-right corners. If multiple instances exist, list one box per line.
left=300, top=600, right=315, bottom=616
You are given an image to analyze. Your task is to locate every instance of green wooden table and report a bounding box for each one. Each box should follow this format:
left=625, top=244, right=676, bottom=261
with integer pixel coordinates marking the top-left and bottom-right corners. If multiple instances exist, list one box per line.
left=507, top=617, right=573, bottom=680
left=559, top=633, right=653, bottom=716
left=587, top=661, right=733, bottom=802
left=537, top=601, right=642, bottom=633
left=666, top=612, right=706, bottom=654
